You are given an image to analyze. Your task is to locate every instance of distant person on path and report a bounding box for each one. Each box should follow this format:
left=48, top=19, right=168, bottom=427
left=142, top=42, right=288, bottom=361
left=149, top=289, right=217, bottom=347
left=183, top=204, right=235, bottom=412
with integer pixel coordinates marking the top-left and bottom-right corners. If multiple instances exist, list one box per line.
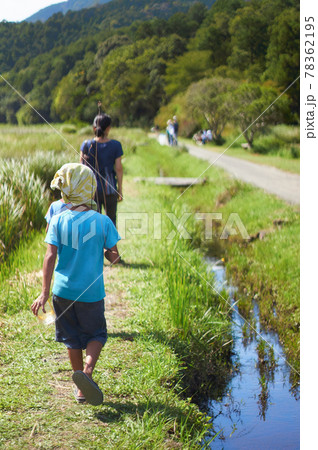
left=166, top=119, right=175, bottom=146
left=173, top=116, right=179, bottom=146
left=201, top=130, right=208, bottom=145
left=80, top=113, right=123, bottom=227
left=32, top=163, right=121, bottom=406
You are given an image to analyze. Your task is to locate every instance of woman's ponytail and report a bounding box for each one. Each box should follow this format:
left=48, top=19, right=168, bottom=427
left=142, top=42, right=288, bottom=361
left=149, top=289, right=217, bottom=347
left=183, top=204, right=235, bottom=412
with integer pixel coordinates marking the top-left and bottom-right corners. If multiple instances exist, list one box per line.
left=93, top=114, right=112, bottom=138
left=95, top=125, right=104, bottom=137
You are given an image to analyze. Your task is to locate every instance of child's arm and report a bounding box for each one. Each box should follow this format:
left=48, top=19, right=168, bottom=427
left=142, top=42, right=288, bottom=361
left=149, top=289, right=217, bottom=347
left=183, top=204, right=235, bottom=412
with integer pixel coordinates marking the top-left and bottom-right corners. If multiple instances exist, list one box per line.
left=104, top=245, right=120, bottom=264
left=31, top=244, right=57, bottom=316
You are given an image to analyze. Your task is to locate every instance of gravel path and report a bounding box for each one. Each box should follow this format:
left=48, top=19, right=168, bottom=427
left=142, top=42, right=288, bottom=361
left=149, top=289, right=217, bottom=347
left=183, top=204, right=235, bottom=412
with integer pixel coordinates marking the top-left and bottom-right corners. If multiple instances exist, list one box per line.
left=185, top=142, right=300, bottom=205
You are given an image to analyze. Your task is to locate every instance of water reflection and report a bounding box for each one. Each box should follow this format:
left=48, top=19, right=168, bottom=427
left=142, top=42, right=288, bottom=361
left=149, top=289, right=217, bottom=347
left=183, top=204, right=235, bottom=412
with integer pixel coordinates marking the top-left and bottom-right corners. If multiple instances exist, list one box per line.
left=202, top=257, right=300, bottom=449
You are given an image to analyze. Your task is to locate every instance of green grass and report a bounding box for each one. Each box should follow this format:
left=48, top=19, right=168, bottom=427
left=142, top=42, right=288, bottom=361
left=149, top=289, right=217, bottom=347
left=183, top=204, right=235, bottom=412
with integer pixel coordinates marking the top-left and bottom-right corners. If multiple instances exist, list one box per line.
left=0, top=125, right=300, bottom=445
left=0, top=125, right=142, bottom=263
left=0, top=161, right=48, bottom=262
left=0, top=124, right=76, bottom=158
left=0, top=193, right=220, bottom=448
left=0, top=127, right=233, bottom=447
left=0, top=124, right=145, bottom=159
left=179, top=123, right=300, bottom=174
left=213, top=187, right=300, bottom=374
left=176, top=181, right=299, bottom=375
left=115, top=179, right=233, bottom=399
left=217, top=146, right=300, bottom=173
left=0, top=310, right=211, bottom=448
left=123, top=133, right=299, bottom=372
left=180, top=138, right=300, bottom=174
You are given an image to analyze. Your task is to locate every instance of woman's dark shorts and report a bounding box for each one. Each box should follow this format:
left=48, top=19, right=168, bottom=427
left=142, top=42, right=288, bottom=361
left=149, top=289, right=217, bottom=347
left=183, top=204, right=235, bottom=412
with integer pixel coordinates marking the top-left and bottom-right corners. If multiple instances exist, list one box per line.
left=52, top=294, right=107, bottom=350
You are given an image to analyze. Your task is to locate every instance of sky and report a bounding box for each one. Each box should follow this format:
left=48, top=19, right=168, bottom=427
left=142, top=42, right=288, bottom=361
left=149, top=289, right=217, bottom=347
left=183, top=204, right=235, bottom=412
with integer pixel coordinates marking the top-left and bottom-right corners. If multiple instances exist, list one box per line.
left=0, top=1, right=65, bottom=22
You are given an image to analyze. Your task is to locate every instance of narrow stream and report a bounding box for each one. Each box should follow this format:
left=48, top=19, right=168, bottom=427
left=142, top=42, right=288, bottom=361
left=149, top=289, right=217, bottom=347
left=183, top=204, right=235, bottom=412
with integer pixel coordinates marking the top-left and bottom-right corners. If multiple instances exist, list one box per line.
left=202, top=257, right=300, bottom=449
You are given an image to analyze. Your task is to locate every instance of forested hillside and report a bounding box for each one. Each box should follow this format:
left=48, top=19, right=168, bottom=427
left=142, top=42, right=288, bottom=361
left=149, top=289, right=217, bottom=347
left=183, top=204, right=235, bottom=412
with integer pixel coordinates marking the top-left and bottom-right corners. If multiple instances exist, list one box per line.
left=0, top=0, right=299, bottom=137
left=26, top=0, right=113, bottom=23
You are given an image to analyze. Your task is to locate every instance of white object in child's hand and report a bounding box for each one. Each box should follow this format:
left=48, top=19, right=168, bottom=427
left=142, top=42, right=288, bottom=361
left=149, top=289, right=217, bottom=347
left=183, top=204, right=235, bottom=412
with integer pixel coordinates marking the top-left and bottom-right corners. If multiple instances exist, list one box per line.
left=37, top=301, right=56, bottom=325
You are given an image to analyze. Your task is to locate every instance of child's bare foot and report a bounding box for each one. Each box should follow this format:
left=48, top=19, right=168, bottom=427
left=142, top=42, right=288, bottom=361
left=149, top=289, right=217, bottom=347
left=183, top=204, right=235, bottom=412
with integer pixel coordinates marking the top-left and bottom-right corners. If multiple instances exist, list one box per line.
left=83, top=370, right=92, bottom=379
left=74, top=386, right=86, bottom=403
left=72, top=370, right=103, bottom=406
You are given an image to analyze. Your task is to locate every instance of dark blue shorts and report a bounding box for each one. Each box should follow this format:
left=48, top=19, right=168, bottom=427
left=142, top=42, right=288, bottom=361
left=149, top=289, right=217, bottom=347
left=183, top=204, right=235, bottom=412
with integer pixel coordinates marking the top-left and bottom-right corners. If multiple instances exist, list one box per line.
left=52, top=294, right=107, bottom=350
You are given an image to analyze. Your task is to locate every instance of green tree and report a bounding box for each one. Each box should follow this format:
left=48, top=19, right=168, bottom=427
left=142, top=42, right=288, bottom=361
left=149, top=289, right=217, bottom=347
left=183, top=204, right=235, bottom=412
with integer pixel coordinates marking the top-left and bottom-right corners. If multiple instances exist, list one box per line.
left=52, top=71, right=88, bottom=121
left=16, top=102, right=41, bottom=125
left=0, top=91, right=21, bottom=124
left=94, top=35, right=131, bottom=67
left=231, top=83, right=290, bottom=147
left=166, top=12, right=199, bottom=39
left=165, top=50, right=213, bottom=99
left=186, top=77, right=238, bottom=143
left=97, top=37, right=169, bottom=125
left=208, top=0, right=245, bottom=16
left=264, top=8, right=299, bottom=113
left=187, top=2, right=208, bottom=25
left=228, top=3, right=269, bottom=74
left=192, top=12, right=232, bottom=67
left=227, top=0, right=296, bottom=78
left=190, top=0, right=244, bottom=66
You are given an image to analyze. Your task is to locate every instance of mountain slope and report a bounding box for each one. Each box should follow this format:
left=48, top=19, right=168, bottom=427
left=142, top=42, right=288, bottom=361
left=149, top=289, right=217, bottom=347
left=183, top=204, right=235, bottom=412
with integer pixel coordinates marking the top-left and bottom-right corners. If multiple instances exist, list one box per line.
left=1, top=0, right=216, bottom=73
left=26, top=0, right=112, bottom=23
left=0, top=0, right=298, bottom=127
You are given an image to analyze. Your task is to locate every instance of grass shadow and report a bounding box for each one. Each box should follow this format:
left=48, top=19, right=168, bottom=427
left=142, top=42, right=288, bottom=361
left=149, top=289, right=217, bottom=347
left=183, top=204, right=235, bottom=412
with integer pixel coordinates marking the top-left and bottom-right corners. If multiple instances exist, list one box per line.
left=95, top=399, right=195, bottom=425
left=139, top=329, right=233, bottom=405
left=108, top=331, right=139, bottom=341
left=120, top=262, right=156, bottom=270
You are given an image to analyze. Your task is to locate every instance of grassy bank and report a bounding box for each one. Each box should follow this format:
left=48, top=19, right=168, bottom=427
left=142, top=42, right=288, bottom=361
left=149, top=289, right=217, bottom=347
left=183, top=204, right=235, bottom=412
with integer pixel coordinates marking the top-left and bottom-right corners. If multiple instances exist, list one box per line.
left=1, top=124, right=300, bottom=371
left=0, top=126, right=233, bottom=447
left=0, top=228, right=216, bottom=448
left=0, top=125, right=299, bottom=446
left=208, top=185, right=300, bottom=377
left=180, top=124, right=300, bottom=174
left=120, top=129, right=300, bottom=375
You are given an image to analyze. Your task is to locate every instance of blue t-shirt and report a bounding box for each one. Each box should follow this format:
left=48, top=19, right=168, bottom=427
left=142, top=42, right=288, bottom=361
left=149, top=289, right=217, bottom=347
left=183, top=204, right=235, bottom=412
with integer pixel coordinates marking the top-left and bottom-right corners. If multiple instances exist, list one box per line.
left=45, top=210, right=121, bottom=302
left=80, top=139, right=123, bottom=195
left=45, top=200, right=71, bottom=224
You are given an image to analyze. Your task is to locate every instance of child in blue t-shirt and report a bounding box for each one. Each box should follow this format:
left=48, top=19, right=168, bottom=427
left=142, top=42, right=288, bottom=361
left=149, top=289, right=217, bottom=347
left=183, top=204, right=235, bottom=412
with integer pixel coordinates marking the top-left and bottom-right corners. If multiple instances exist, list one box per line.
left=45, top=199, right=71, bottom=231
left=32, top=163, right=121, bottom=406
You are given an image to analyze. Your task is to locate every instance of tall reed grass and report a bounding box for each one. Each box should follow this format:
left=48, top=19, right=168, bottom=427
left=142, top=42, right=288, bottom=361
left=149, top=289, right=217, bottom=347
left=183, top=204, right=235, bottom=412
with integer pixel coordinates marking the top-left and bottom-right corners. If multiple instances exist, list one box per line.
left=0, top=125, right=68, bottom=158
left=163, top=237, right=230, bottom=336
left=0, top=150, right=71, bottom=263
left=26, top=150, right=71, bottom=188
left=160, top=234, right=233, bottom=399
left=0, top=160, right=48, bottom=262
left=158, top=203, right=230, bottom=342
left=0, top=124, right=146, bottom=263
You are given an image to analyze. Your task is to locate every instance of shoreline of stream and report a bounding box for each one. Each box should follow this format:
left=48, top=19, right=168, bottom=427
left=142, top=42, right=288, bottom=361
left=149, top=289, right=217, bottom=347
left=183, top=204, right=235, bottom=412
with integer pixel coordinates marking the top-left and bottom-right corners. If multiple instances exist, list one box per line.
left=200, top=256, right=300, bottom=449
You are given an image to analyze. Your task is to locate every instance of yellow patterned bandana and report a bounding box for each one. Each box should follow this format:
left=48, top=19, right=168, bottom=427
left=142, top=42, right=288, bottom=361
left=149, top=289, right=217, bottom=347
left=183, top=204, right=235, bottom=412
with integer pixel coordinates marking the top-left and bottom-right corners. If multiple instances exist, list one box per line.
left=50, top=163, right=97, bottom=210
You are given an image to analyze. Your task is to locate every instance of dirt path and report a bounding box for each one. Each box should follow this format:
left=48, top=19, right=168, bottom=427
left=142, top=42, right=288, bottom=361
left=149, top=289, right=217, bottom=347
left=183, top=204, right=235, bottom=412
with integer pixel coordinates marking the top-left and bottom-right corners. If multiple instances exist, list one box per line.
left=185, top=142, right=300, bottom=205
